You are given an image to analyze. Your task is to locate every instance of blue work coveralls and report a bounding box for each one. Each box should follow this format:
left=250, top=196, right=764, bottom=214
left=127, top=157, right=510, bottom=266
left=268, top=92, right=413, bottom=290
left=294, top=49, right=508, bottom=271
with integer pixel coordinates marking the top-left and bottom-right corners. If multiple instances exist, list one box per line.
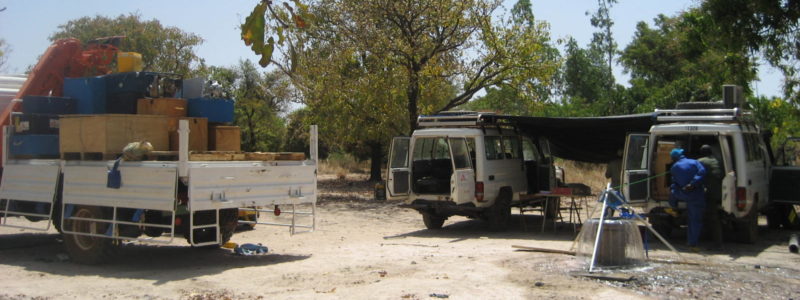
left=669, top=156, right=707, bottom=246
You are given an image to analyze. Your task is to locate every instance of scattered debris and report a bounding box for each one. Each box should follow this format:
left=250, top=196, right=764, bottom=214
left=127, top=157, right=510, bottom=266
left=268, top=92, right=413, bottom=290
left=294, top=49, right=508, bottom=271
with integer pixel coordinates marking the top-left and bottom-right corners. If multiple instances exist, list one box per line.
left=234, top=243, right=268, bottom=256
left=534, top=282, right=545, bottom=287
left=429, top=293, right=449, bottom=298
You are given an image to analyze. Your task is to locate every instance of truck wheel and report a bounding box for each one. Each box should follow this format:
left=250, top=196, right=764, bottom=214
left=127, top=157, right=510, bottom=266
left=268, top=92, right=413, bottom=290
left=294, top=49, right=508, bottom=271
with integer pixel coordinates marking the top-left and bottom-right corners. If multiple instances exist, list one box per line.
left=422, top=212, right=447, bottom=229
left=63, top=205, right=118, bottom=264
left=219, top=208, right=238, bottom=244
left=488, top=189, right=512, bottom=231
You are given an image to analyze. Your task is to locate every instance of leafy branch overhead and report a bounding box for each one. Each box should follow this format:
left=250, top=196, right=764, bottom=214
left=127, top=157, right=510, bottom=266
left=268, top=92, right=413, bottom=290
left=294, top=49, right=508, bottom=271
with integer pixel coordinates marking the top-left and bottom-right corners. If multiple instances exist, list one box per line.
left=241, top=0, right=310, bottom=67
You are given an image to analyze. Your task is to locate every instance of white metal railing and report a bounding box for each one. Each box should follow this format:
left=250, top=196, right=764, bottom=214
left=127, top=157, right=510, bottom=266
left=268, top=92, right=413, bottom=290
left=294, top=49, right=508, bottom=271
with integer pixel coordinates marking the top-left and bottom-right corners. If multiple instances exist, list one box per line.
left=0, top=199, right=54, bottom=231
left=238, top=201, right=316, bottom=235
left=417, top=112, right=496, bottom=128
left=654, top=108, right=754, bottom=123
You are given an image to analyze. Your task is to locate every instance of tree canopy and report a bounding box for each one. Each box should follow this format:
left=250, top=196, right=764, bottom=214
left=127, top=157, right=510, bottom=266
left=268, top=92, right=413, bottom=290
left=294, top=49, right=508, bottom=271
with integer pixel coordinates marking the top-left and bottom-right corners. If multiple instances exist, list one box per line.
left=50, top=13, right=205, bottom=77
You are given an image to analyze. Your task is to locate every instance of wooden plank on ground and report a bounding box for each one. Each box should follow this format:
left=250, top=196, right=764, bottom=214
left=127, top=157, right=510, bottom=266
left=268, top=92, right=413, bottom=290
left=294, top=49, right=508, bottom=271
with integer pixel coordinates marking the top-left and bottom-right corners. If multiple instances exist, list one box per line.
left=512, top=245, right=576, bottom=255
left=569, top=271, right=634, bottom=282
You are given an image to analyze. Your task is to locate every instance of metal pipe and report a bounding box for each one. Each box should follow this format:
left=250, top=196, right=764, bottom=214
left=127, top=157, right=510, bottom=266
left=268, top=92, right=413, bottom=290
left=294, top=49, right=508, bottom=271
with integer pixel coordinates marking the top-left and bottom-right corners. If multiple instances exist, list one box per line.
left=589, top=185, right=611, bottom=272
left=790, top=234, right=799, bottom=253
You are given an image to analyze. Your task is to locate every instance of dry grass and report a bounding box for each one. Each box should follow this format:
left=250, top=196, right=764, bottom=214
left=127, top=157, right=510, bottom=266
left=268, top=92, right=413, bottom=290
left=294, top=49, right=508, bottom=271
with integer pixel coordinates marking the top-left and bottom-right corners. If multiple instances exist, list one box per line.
left=318, top=153, right=369, bottom=179
left=556, top=160, right=609, bottom=195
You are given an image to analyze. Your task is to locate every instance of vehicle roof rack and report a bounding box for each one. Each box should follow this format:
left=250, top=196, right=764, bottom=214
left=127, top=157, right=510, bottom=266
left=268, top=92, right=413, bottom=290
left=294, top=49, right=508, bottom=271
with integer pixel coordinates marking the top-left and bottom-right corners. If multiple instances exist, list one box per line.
left=653, top=107, right=753, bottom=123
left=417, top=111, right=500, bottom=128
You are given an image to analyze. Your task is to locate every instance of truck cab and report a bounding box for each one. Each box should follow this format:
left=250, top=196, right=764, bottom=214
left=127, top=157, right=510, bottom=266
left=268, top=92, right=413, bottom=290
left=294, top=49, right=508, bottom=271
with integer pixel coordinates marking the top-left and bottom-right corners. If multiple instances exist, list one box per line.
left=387, top=112, right=557, bottom=230
left=622, top=86, right=773, bottom=242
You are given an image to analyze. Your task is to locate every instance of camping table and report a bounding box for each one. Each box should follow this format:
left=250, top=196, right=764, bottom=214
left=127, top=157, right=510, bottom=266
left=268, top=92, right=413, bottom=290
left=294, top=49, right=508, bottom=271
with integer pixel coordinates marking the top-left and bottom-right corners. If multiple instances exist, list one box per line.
left=520, top=193, right=593, bottom=233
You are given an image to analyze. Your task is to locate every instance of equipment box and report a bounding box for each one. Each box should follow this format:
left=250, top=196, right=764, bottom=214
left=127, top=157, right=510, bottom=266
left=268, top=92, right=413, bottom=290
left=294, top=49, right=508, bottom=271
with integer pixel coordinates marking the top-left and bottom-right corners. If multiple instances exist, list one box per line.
left=22, top=96, right=77, bottom=114
left=167, top=117, right=208, bottom=151
left=64, top=77, right=106, bottom=114
left=59, top=114, right=170, bottom=156
left=188, top=98, right=234, bottom=123
left=209, top=125, right=241, bottom=151
left=138, top=98, right=187, bottom=117
left=9, top=135, right=60, bottom=158
left=11, top=113, right=60, bottom=135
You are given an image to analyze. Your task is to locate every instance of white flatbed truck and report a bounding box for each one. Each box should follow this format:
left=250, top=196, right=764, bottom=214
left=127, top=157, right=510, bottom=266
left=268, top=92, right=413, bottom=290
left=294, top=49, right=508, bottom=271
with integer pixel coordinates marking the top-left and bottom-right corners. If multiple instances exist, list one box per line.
left=0, top=122, right=318, bottom=264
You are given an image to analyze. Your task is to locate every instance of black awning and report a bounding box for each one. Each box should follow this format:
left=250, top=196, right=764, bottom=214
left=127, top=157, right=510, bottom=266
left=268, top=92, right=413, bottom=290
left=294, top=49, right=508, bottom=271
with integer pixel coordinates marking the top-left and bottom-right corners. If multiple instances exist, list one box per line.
left=495, top=113, right=655, bottom=163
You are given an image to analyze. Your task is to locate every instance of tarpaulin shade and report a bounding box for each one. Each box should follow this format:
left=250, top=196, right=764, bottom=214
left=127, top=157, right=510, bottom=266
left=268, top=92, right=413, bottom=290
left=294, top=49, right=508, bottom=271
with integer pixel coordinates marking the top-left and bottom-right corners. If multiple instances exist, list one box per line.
left=490, top=113, right=655, bottom=163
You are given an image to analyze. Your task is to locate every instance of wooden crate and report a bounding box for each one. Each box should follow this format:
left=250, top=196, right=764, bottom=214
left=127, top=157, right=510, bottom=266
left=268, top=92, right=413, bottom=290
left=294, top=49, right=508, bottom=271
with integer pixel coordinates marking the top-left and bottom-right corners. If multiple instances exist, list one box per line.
left=244, top=152, right=306, bottom=161
left=167, top=117, right=208, bottom=151
left=137, top=98, right=187, bottom=117
left=189, top=151, right=245, bottom=161
left=59, top=114, right=170, bottom=155
left=209, top=125, right=241, bottom=151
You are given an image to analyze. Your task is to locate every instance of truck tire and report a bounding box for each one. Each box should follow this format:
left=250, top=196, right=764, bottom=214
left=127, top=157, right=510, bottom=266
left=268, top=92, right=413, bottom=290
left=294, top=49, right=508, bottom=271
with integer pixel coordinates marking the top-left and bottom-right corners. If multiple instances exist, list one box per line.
left=488, top=188, right=512, bottom=231
left=63, top=205, right=118, bottom=264
left=422, top=212, right=447, bottom=229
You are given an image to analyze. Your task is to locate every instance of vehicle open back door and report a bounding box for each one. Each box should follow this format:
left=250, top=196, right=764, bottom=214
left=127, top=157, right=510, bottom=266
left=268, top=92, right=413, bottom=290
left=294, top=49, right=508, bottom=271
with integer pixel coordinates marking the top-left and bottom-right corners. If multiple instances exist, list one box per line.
left=622, top=133, right=650, bottom=203
left=448, top=137, right=474, bottom=204
left=387, top=137, right=410, bottom=198
left=770, top=137, right=800, bottom=205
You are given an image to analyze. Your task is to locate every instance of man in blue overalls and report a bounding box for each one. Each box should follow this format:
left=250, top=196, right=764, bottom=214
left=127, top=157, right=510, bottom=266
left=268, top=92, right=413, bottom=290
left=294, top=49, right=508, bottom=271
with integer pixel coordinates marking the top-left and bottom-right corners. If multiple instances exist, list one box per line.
left=668, top=148, right=707, bottom=251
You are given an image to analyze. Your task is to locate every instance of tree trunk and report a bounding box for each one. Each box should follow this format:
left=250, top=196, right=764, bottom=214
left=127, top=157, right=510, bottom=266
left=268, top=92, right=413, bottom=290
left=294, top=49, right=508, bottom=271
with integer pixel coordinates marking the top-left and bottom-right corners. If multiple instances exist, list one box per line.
left=407, top=65, right=421, bottom=134
left=368, top=141, right=383, bottom=182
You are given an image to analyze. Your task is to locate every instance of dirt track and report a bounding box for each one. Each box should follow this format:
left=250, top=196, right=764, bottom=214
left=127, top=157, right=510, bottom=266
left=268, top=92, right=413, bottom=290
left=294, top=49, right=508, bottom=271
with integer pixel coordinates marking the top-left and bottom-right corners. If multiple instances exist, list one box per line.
left=2, top=174, right=800, bottom=299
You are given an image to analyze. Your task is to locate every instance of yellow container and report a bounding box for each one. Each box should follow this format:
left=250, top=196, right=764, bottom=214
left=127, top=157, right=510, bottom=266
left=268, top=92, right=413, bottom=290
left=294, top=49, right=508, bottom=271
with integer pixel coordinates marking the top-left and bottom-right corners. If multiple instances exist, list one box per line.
left=117, top=52, right=143, bottom=72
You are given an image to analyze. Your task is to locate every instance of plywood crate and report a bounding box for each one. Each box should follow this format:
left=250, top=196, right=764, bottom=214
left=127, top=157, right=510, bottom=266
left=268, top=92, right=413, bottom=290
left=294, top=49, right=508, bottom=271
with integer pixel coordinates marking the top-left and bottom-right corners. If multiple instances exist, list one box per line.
left=209, top=125, right=241, bottom=151
left=59, top=114, right=170, bottom=155
left=167, top=117, right=208, bottom=151
left=137, top=98, right=187, bottom=117
left=244, top=152, right=306, bottom=161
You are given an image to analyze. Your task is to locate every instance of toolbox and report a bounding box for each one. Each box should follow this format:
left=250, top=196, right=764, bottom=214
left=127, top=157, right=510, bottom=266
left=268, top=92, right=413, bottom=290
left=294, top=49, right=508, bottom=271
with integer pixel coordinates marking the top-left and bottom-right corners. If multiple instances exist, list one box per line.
left=11, top=113, right=60, bottom=135
left=9, top=134, right=60, bottom=158
left=21, top=96, right=77, bottom=115
left=137, top=98, right=187, bottom=117
left=187, top=98, right=234, bottom=123
left=63, top=77, right=107, bottom=114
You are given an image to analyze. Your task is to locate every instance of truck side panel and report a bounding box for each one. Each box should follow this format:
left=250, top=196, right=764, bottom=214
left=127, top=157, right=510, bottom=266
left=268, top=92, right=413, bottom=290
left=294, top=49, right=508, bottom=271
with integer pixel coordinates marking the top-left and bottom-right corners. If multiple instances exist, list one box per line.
left=63, top=164, right=177, bottom=211
left=188, top=162, right=316, bottom=211
left=0, top=162, right=60, bottom=203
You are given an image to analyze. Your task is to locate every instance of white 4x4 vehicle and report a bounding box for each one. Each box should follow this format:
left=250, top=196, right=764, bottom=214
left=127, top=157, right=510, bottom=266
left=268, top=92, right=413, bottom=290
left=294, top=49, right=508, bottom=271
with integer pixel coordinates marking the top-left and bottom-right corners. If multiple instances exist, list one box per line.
left=622, top=85, right=794, bottom=243
left=387, top=112, right=558, bottom=230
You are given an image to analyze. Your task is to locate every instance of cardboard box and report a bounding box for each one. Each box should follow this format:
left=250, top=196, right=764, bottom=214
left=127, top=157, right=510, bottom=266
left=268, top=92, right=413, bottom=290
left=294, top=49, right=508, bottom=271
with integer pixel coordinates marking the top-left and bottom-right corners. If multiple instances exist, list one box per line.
left=652, top=142, right=675, bottom=201
left=209, top=125, right=241, bottom=151
left=167, top=117, right=208, bottom=151
left=137, top=98, right=187, bottom=117
left=59, top=114, right=170, bottom=154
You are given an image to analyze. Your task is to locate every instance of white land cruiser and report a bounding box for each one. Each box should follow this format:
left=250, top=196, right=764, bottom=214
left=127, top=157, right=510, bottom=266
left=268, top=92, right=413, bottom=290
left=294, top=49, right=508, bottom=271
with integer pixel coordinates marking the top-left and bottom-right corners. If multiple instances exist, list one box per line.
left=387, top=112, right=558, bottom=230
left=622, top=85, right=791, bottom=243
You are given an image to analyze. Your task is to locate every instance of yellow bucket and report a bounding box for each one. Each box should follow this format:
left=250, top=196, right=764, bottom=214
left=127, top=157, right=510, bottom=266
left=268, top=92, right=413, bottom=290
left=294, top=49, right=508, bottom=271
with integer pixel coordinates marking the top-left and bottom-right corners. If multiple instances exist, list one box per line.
left=117, top=52, right=143, bottom=72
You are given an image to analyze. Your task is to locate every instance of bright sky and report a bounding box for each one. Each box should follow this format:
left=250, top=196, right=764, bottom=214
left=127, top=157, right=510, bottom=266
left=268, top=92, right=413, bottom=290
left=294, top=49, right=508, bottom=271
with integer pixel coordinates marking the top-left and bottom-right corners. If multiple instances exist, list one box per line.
left=0, top=0, right=783, bottom=98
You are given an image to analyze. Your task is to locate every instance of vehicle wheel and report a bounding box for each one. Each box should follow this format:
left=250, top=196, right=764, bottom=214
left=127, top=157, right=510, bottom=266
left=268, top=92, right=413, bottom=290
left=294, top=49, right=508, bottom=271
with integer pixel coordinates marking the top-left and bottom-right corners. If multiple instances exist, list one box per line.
left=422, top=212, right=446, bottom=229
left=63, top=205, right=118, bottom=264
left=488, top=189, right=512, bottom=231
left=740, top=208, right=759, bottom=244
left=219, top=208, right=238, bottom=244
left=649, top=213, right=673, bottom=239
left=766, top=204, right=795, bottom=229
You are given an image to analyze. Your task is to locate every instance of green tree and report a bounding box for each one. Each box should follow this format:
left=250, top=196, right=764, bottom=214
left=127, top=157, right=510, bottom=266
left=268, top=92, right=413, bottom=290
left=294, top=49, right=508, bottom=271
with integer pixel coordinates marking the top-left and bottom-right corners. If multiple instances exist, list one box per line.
left=588, top=0, right=617, bottom=89
left=699, top=0, right=800, bottom=103
left=619, top=11, right=757, bottom=111
left=50, top=13, right=205, bottom=77
left=243, top=0, right=558, bottom=181
left=0, top=38, right=9, bottom=72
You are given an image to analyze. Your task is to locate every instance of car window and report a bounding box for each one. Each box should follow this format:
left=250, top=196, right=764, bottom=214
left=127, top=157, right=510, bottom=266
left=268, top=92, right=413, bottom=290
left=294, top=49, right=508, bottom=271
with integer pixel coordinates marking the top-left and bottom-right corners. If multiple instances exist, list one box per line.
left=502, top=136, right=521, bottom=159
left=485, top=136, right=504, bottom=160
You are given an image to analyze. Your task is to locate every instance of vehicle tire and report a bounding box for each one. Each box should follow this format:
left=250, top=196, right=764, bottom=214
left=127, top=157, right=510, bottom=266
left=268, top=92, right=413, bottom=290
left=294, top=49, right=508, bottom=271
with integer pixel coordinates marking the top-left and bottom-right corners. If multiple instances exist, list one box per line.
left=62, top=205, right=118, bottom=264
left=488, top=188, right=512, bottom=231
left=740, top=207, right=759, bottom=244
left=219, top=208, right=238, bottom=245
left=422, top=212, right=446, bottom=229
left=649, top=214, right=673, bottom=239
left=766, top=204, right=795, bottom=229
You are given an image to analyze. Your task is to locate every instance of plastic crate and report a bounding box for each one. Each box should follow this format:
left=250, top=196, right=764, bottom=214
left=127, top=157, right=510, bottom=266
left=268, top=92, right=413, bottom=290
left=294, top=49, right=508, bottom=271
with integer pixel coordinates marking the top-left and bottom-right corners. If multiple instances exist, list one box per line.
left=21, top=96, right=77, bottom=114
left=64, top=76, right=107, bottom=114
left=9, top=135, right=60, bottom=158
left=187, top=98, right=234, bottom=123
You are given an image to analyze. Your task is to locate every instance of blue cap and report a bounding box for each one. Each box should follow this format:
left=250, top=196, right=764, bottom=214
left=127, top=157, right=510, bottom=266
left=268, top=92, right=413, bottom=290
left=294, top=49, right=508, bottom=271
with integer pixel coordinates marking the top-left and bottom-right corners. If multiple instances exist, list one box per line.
left=670, top=148, right=684, bottom=160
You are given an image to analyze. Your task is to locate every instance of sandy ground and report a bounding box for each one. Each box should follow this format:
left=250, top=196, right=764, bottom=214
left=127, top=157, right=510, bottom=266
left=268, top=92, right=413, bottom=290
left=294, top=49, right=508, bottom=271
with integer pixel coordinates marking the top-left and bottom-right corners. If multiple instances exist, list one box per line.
left=2, top=174, right=800, bottom=299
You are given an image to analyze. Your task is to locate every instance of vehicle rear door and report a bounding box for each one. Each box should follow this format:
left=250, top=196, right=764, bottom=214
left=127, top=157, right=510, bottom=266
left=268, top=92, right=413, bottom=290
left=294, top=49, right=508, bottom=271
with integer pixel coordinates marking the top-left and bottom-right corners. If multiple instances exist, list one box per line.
left=719, top=136, right=738, bottom=213
left=770, top=137, right=800, bottom=205
left=622, top=133, right=650, bottom=203
left=387, top=137, right=410, bottom=198
left=448, top=137, right=475, bottom=204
